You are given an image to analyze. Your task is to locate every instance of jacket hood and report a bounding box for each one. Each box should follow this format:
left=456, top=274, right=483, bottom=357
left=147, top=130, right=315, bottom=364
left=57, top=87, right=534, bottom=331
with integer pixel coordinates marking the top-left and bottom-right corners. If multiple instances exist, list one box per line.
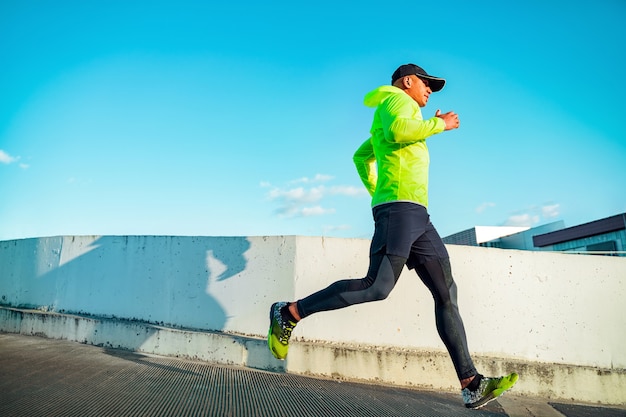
left=363, top=85, right=404, bottom=108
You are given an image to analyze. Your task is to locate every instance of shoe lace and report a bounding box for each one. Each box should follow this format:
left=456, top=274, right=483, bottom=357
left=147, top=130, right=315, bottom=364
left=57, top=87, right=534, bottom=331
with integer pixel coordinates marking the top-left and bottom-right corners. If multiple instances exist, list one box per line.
left=279, top=320, right=296, bottom=344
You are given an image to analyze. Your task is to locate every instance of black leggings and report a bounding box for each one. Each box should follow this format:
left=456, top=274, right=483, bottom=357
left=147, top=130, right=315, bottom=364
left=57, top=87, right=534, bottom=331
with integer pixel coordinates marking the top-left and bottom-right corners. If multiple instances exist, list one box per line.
left=296, top=243, right=477, bottom=381
left=297, top=253, right=405, bottom=316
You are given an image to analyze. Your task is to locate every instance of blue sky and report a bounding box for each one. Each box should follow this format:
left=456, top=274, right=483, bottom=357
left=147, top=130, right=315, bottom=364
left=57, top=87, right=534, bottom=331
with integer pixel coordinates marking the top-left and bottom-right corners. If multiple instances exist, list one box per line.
left=1, top=0, right=625, bottom=241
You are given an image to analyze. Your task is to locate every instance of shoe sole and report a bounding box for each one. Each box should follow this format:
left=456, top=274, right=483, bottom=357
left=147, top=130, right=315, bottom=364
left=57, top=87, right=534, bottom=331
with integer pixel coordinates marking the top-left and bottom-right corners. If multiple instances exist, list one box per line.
left=267, top=326, right=282, bottom=360
left=267, top=303, right=287, bottom=360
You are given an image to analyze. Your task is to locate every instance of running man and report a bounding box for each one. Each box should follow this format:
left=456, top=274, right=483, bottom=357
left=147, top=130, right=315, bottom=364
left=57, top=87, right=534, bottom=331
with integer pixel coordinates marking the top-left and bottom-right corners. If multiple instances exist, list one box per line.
left=268, top=63, right=518, bottom=409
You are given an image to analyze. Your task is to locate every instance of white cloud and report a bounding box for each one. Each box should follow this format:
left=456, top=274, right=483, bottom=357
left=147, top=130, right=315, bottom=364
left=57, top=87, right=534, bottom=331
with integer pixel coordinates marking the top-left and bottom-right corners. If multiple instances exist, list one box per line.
left=329, top=185, right=368, bottom=197
left=476, top=202, right=496, bottom=214
left=542, top=204, right=560, bottom=219
left=268, top=186, right=324, bottom=204
left=503, top=202, right=561, bottom=227
left=0, top=150, right=18, bottom=164
left=267, top=184, right=364, bottom=207
left=301, top=206, right=335, bottom=217
left=289, top=173, right=334, bottom=184
left=265, top=174, right=367, bottom=218
left=505, top=213, right=540, bottom=227
left=312, top=173, right=333, bottom=182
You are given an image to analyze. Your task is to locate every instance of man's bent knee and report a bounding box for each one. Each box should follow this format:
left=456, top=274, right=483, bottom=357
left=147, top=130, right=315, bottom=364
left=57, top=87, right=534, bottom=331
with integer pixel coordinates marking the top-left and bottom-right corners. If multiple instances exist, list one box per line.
left=366, top=254, right=404, bottom=301
left=342, top=254, right=405, bottom=305
left=367, top=282, right=394, bottom=301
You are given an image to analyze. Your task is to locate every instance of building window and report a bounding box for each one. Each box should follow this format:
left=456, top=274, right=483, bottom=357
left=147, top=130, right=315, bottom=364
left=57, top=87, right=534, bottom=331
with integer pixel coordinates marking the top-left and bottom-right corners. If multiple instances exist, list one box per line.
left=586, top=240, right=617, bottom=256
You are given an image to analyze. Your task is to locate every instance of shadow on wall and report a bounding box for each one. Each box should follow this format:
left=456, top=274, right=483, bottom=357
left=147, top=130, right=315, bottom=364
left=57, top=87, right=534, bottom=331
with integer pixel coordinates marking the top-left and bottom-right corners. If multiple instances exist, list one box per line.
left=2, top=236, right=251, bottom=333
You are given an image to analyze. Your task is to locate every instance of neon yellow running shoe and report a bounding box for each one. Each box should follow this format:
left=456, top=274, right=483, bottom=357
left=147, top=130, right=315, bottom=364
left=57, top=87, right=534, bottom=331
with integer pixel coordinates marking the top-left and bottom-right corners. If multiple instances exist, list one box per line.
left=462, top=372, right=519, bottom=409
left=267, top=302, right=297, bottom=360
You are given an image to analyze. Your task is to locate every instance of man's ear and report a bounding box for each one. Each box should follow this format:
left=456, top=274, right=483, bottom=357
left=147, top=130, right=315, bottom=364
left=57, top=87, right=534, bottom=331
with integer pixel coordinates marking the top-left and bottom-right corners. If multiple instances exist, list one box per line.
left=403, top=76, right=412, bottom=88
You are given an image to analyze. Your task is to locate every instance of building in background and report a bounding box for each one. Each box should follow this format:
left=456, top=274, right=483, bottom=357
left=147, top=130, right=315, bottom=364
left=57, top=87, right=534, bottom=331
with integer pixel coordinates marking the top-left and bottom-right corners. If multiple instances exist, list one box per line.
left=443, top=213, right=626, bottom=256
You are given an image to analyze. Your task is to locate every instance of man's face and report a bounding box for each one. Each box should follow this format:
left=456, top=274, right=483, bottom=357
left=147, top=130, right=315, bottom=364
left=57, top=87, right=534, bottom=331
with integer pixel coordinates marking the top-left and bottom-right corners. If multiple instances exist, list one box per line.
left=406, top=75, right=432, bottom=107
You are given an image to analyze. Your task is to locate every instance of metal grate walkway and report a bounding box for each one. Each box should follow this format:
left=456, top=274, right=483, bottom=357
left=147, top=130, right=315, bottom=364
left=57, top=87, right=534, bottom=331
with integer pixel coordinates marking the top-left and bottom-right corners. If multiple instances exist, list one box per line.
left=1, top=333, right=624, bottom=417
left=0, top=333, right=509, bottom=417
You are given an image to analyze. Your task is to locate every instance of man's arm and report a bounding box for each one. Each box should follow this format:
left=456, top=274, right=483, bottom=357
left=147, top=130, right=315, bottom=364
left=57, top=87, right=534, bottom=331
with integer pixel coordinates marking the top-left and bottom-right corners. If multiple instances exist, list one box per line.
left=380, top=94, right=446, bottom=143
left=353, top=138, right=377, bottom=196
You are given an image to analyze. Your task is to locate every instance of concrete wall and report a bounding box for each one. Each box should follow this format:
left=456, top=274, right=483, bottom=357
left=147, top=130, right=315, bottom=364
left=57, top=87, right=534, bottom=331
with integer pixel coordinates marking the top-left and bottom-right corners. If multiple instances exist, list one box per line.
left=1, top=235, right=625, bottom=404
left=0, top=235, right=293, bottom=335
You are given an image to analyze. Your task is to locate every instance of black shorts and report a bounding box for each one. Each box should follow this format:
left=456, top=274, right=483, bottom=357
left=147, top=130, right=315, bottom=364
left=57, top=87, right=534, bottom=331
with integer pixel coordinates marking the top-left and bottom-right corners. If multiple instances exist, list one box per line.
left=369, top=202, right=449, bottom=269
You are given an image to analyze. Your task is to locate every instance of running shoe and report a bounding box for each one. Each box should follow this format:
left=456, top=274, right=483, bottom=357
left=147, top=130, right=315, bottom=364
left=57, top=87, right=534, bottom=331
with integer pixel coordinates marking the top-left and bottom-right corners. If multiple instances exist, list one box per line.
left=462, top=372, right=519, bottom=409
left=267, top=302, right=297, bottom=360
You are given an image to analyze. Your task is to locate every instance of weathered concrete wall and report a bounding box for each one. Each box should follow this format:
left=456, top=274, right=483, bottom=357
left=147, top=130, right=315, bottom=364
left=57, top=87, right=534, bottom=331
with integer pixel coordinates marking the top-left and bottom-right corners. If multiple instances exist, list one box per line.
left=0, top=235, right=294, bottom=335
left=1, top=235, right=625, bottom=404
left=292, top=237, right=626, bottom=370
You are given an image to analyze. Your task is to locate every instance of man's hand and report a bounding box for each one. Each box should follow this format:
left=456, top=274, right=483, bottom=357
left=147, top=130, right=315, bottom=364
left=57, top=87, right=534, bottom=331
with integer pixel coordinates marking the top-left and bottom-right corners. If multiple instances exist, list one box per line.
left=435, top=109, right=460, bottom=130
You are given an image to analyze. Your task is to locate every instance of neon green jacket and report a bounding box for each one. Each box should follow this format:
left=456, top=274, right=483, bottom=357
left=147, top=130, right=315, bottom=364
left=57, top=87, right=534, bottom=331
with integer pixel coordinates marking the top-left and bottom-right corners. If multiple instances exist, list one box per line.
left=353, top=85, right=445, bottom=208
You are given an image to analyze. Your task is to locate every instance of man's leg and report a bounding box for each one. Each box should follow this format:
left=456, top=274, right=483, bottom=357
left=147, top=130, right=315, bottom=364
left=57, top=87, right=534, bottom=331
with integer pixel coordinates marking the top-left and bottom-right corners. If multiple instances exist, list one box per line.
left=296, top=252, right=406, bottom=319
left=410, top=222, right=518, bottom=409
left=268, top=203, right=412, bottom=360
left=268, top=252, right=405, bottom=360
left=413, top=257, right=476, bottom=381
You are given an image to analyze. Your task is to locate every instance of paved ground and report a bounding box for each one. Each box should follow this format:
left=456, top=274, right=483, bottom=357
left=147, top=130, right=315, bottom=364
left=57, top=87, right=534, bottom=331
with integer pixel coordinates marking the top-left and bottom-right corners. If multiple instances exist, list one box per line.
left=1, top=333, right=624, bottom=417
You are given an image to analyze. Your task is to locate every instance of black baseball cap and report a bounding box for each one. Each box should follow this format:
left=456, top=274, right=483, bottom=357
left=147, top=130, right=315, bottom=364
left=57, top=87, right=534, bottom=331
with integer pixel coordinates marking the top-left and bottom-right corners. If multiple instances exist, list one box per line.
left=391, top=64, right=446, bottom=92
